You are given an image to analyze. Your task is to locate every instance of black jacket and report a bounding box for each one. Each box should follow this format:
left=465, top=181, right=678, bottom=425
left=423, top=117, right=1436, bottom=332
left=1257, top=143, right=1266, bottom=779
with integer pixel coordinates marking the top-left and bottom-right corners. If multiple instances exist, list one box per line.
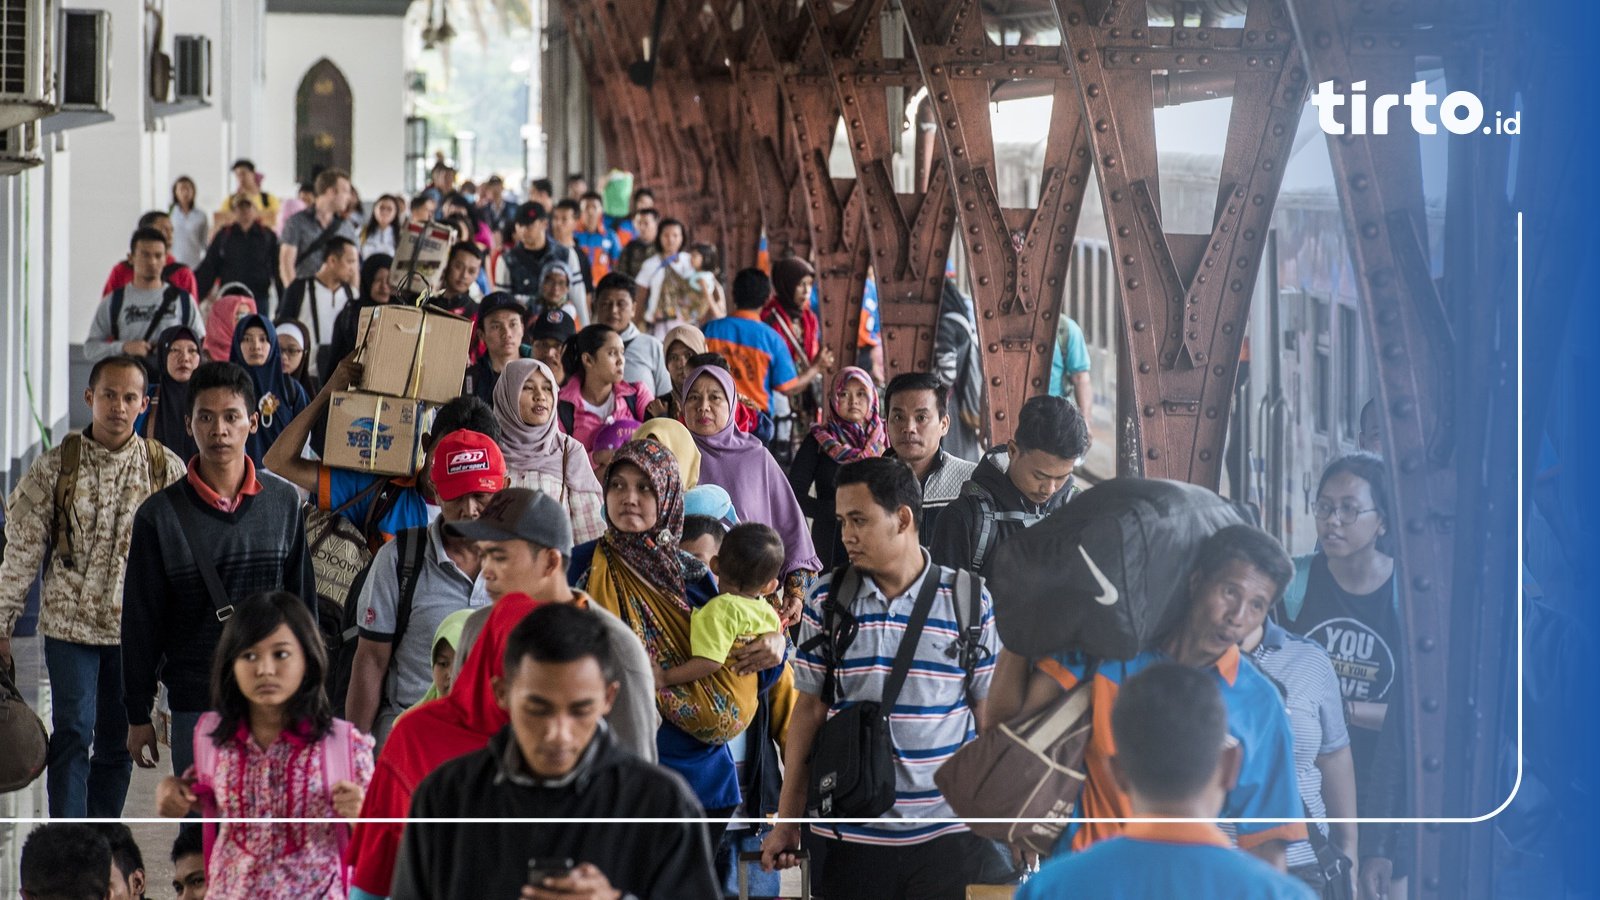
left=391, top=724, right=719, bottom=900
left=927, top=447, right=1076, bottom=577
left=788, top=434, right=846, bottom=569
left=193, top=223, right=282, bottom=312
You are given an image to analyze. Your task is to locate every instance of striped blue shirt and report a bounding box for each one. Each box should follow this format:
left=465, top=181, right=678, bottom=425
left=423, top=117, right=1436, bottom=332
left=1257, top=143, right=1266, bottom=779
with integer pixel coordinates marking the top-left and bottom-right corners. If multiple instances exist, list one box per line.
left=792, top=553, right=999, bottom=845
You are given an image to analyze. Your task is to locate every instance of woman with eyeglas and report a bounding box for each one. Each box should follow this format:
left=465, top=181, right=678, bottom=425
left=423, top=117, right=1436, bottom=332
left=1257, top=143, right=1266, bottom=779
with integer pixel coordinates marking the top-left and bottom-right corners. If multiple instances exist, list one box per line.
left=1281, top=452, right=1400, bottom=794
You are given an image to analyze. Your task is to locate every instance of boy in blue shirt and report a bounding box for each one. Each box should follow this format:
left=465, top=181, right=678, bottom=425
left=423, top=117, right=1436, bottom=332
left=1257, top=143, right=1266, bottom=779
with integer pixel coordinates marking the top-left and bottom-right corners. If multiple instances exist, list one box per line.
left=1018, top=663, right=1314, bottom=900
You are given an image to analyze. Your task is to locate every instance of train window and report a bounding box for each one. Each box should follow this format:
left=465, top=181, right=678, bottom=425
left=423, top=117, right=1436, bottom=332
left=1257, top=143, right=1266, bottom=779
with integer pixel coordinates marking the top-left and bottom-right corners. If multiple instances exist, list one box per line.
left=1340, top=305, right=1360, bottom=439
left=1313, top=298, right=1331, bottom=435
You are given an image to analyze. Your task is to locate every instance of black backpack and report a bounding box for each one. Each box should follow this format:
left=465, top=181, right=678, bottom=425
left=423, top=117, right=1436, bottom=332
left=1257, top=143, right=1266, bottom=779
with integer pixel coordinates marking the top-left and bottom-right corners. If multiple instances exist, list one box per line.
left=987, top=478, right=1249, bottom=660
left=326, top=525, right=428, bottom=718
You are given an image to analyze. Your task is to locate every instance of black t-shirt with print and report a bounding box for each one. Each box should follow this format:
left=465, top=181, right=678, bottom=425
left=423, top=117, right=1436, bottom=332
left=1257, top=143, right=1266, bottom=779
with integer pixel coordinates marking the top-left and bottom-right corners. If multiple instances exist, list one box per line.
left=1293, top=552, right=1400, bottom=773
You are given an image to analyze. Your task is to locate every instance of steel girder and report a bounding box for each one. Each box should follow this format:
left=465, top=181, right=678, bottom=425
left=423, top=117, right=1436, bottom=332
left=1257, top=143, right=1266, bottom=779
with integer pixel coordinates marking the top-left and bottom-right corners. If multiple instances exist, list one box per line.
left=743, top=0, right=871, bottom=379
left=555, top=1, right=666, bottom=199
left=1050, top=0, right=1306, bottom=486
left=900, top=1, right=1094, bottom=446
left=804, top=0, right=959, bottom=379
left=1283, top=2, right=1512, bottom=896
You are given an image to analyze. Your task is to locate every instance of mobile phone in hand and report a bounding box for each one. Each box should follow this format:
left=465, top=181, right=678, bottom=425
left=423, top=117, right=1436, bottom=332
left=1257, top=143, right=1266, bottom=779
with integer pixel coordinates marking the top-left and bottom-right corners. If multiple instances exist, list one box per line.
left=527, top=857, right=576, bottom=887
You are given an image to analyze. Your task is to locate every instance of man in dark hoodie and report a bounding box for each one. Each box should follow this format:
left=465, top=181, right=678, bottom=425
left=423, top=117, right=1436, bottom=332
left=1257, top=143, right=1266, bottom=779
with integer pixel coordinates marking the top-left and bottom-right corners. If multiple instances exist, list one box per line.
left=390, top=602, right=718, bottom=899
left=929, top=394, right=1089, bottom=578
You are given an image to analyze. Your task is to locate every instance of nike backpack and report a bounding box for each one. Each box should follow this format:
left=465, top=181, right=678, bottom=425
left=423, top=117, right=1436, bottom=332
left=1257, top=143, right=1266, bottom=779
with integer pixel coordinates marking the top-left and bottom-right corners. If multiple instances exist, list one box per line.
left=987, top=477, right=1248, bottom=660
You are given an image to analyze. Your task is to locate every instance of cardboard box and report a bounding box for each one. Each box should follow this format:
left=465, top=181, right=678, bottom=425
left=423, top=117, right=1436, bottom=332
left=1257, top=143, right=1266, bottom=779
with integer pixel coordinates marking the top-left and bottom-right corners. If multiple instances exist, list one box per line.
left=389, top=222, right=457, bottom=297
left=353, top=304, right=473, bottom=405
left=322, top=391, right=432, bottom=477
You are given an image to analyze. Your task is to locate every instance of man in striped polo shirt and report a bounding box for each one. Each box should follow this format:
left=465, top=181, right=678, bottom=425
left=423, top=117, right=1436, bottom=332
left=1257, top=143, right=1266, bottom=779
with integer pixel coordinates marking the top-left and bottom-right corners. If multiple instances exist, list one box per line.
left=762, top=457, right=1013, bottom=898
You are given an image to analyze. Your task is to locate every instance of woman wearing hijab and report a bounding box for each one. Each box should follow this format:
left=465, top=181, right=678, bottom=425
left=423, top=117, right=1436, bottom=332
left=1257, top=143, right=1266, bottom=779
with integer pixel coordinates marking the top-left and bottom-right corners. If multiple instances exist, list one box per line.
left=633, top=417, right=701, bottom=489
left=275, top=319, right=322, bottom=398
left=656, top=324, right=708, bottom=419
left=492, top=358, right=607, bottom=544
left=203, top=286, right=257, bottom=361
left=144, top=325, right=202, bottom=460
left=228, top=313, right=309, bottom=466
left=570, top=439, right=787, bottom=849
left=762, top=258, right=822, bottom=379
left=346, top=596, right=539, bottom=900
left=681, top=364, right=821, bottom=625
left=787, top=366, right=887, bottom=569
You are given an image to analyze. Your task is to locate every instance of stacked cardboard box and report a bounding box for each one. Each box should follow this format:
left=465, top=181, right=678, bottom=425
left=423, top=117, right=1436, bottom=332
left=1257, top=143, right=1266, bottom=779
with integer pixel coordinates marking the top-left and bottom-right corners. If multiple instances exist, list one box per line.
left=321, top=304, right=472, bottom=477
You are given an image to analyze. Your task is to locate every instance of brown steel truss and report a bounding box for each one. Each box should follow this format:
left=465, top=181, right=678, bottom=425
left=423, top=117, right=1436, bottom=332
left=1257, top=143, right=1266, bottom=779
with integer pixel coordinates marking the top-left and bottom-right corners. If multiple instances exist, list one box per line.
left=900, top=1, right=1095, bottom=445
left=804, top=0, right=959, bottom=379
left=1051, top=0, right=1307, bottom=485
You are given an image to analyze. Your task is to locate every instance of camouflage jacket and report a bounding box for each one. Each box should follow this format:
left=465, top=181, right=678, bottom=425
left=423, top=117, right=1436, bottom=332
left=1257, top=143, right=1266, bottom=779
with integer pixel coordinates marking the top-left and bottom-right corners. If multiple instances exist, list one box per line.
left=0, top=431, right=185, bottom=645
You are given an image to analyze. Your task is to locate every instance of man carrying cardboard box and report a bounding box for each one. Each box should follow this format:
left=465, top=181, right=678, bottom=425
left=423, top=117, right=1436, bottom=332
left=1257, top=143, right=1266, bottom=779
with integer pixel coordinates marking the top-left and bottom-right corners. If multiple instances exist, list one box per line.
left=264, top=358, right=501, bottom=547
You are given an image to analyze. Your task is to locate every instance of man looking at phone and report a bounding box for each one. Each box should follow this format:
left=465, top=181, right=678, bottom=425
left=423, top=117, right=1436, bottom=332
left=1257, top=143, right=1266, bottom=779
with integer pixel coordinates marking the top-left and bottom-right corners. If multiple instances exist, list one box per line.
left=389, top=602, right=718, bottom=899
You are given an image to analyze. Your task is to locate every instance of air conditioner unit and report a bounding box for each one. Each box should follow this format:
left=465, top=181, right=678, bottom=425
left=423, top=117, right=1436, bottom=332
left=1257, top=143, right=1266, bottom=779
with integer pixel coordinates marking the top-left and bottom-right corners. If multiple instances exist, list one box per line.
left=0, top=119, right=44, bottom=175
left=0, top=0, right=57, bottom=131
left=59, top=9, right=110, bottom=112
left=173, top=34, right=211, bottom=102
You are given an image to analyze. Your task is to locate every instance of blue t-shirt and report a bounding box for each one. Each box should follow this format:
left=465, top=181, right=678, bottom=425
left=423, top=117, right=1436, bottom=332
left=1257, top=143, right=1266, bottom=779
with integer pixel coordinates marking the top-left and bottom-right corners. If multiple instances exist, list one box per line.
left=1019, top=828, right=1316, bottom=900
left=318, top=467, right=433, bottom=544
left=1050, top=316, right=1091, bottom=398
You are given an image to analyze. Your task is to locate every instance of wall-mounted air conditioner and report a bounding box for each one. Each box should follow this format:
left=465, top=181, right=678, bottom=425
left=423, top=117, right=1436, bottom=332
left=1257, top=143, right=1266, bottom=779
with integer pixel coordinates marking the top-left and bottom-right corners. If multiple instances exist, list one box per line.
left=173, top=35, right=211, bottom=102
left=0, top=0, right=57, bottom=131
left=59, top=9, right=111, bottom=112
left=0, top=120, right=45, bottom=175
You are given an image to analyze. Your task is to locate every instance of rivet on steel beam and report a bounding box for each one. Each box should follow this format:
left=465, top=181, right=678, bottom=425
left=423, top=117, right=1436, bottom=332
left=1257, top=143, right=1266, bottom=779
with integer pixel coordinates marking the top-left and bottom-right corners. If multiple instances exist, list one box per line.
left=1110, top=28, right=1121, bottom=38
left=990, top=376, right=1002, bottom=385
left=1423, top=697, right=1440, bottom=713
left=1406, top=517, right=1425, bottom=534
left=1103, top=155, right=1116, bottom=168
left=1127, top=278, right=1140, bottom=289
left=1123, top=255, right=1135, bottom=265
left=1086, top=84, right=1101, bottom=97
left=1383, top=342, right=1404, bottom=361
left=1423, top=756, right=1441, bottom=772
left=1176, top=54, right=1187, bottom=64
left=983, top=309, right=994, bottom=319
left=1392, top=397, right=1415, bottom=417
left=1221, top=322, right=1234, bottom=334
left=1206, top=407, right=1219, bottom=419
left=954, top=147, right=965, bottom=157
left=1077, top=50, right=1090, bottom=62
left=1231, top=280, right=1243, bottom=292
left=988, top=343, right=1000, bottom=353
left=1351, top=174, right=1371, bottom=191
left=1419, top=636, right=1436, bottom=652
left=1213, top=365, right=1225, bottom=376
left=1412, top=576, right=1432, bottom=592
left=1378, top=307, right=1399, bottom=325
left=947, top=118, right=958, bottom=128
left=1139, top=363, right=1151, bottom=373
left=1133, top=320, right=1146, bottom=331
left=1147, top=448, right=1161, bottom=459
left=1190, top=313, right=1200, bottom=322
left=973, top=244, right=984, bottom=253
left=995, top=411, right=1007, bottom=421
left=1187, top=330, right=1198, bottom=340
left=1132, top=27, right=1144, bottom=38
left=1117, top=226, right=1130, bottom=237
left=1400, top=455, right=1421, bottom=474
left=1195, top=352, right=1207, bottom=362
left=1143, top=405, right=1155, bottom=416
left=1199, top=450, right=1212, bottom=461
left=979, top=276, right=990, bottom=285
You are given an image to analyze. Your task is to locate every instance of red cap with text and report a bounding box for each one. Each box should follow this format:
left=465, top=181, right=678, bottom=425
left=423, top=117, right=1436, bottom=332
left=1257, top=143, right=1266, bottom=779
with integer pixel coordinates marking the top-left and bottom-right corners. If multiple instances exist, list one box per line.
left=430, top=430, right=507, bottom=501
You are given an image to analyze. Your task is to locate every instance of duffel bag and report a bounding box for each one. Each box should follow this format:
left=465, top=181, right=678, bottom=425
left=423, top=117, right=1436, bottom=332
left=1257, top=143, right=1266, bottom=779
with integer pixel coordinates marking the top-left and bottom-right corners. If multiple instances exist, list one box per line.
left=0, top=659, right=47, bottom=793
left=988, top=478, right=1247, bottom=660
left=933, top=661, right=1098, bottom=857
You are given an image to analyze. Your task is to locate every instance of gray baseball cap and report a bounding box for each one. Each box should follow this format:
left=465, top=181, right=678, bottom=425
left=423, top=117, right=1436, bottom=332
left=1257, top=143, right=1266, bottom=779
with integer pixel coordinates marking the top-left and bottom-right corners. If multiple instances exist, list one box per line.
left=444, top=487, right=574, bottom=556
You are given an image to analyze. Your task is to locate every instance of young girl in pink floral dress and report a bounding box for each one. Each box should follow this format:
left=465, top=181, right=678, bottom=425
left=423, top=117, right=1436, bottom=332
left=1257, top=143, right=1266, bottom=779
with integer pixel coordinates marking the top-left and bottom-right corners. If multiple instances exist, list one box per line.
left=156, top=591, right=375, bottom=898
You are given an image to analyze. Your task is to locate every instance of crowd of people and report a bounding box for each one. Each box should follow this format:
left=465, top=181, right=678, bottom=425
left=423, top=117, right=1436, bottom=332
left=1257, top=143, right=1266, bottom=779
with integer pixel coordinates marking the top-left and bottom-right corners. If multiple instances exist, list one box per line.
left=3, top=161, right=1413, bottom=900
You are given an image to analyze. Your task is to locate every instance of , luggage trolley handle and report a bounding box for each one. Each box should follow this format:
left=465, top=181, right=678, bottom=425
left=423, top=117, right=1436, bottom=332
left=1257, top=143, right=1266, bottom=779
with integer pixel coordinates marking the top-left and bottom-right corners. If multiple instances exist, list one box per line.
left=738, top=850, right=810, bottom=900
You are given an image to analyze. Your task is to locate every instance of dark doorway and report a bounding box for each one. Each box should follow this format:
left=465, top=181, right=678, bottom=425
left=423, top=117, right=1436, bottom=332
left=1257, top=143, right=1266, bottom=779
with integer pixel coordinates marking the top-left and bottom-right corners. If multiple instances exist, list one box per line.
left=295, top=59, right=353, bottom=185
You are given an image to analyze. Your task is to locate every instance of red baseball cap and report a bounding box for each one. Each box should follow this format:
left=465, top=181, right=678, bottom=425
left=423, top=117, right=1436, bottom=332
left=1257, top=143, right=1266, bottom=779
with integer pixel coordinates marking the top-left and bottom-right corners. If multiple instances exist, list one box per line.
left=430, top=430, right=507, bottom=501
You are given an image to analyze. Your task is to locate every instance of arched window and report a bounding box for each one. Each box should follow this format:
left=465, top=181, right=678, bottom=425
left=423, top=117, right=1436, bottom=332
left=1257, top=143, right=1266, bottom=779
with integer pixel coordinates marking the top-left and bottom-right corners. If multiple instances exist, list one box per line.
left=295, top=58, right=353, bottom=184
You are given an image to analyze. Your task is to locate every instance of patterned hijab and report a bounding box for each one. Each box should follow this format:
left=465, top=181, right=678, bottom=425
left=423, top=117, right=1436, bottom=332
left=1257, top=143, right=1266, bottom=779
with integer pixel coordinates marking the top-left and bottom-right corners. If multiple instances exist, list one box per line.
left=599, top=438, right=693, bottom=601
left=493, top=358, right=602, bottom=494
left=811, top=366, right=886, bottom=463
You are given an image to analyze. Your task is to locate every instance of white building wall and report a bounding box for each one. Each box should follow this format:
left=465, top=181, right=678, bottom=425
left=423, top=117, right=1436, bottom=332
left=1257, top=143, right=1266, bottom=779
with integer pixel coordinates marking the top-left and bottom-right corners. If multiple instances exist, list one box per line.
left=63, top=0, right=161, bottom=335
left=261, top=13, right=408, bottom=198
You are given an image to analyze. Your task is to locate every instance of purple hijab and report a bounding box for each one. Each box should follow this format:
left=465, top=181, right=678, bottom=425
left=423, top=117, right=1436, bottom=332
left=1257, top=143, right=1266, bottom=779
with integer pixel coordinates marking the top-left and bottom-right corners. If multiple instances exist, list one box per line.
left=682, top=365, right=822, bottom=575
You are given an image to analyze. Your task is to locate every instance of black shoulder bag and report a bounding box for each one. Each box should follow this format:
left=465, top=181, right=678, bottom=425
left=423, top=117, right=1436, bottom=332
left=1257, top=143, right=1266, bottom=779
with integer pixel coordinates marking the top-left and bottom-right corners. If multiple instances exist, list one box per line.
left=165, top=490, right=239, bottom=622
left=803, top=564, right=941, bottom=819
